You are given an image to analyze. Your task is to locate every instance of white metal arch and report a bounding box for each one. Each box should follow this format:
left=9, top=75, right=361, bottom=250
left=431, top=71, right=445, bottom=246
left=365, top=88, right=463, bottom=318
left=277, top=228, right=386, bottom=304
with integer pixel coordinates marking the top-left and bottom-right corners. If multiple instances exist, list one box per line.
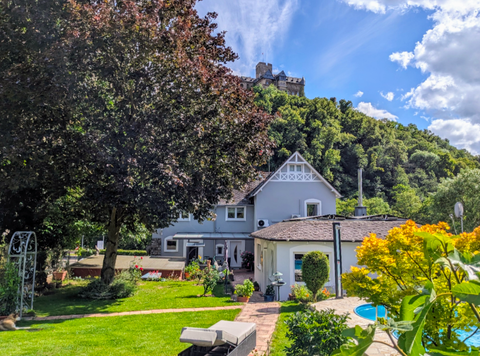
left=8, top=231, right=37, bottom=318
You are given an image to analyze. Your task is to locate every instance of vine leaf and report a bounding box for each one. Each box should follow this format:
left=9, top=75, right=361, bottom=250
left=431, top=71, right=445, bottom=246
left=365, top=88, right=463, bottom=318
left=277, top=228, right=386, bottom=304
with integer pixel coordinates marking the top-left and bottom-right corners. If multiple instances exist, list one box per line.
left=331, top=325, right=376, bottom=356
left=452, top=281, right=480, bottom=306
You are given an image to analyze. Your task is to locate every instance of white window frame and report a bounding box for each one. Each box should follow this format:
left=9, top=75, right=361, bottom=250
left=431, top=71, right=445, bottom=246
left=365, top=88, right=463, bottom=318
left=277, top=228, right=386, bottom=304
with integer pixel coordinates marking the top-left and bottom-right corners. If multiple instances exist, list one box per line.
left=177, top=213, right=191, bottom=222
left=215, top=244, right=224, bottom=256
left=288, top=164, right=303, bottom=173
left=304, top=199, right=322, bottom=217
left=164, top=236, right=178, bottom=253
left=293, top=252, right=331, bottom=282
left=225, top=206, right=247, bottom=221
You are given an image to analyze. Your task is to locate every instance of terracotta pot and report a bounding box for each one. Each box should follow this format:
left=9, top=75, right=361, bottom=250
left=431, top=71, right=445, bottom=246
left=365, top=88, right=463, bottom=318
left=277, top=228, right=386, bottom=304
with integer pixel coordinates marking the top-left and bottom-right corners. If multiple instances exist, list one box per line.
left=53, top=271, right=67, bottom=281
left=237, top=296, right=250, bottom=303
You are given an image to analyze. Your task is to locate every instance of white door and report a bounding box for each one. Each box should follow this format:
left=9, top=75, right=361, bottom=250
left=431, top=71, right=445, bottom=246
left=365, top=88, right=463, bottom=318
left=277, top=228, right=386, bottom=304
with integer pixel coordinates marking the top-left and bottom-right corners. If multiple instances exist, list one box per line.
left=229, top=241, right=244, bottom=268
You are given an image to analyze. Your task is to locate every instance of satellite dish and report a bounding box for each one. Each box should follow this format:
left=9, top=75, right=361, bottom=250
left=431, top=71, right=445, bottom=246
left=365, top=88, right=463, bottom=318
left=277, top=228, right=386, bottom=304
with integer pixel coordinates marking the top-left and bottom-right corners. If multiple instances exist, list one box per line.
left=454, top=202, right=464, bottom=218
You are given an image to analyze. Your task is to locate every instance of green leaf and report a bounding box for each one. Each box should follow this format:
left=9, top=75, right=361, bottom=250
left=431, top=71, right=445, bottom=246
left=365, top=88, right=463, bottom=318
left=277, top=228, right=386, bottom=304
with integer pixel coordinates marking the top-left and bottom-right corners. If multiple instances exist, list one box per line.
left=418, top=232, right=454, bottom=261
left=452, top=281, right=480, bottom=305
left=429, top=347, right=480, bottom=355
left=332, top=325, right=376, bottom=356
left=398, top=294, right=435, bottom=356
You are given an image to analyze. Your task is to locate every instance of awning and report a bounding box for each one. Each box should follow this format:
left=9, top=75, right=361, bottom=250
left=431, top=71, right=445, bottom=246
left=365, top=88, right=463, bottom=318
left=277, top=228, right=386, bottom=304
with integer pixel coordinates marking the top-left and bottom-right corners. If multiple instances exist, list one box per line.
left=185, top=242, right=206, bottom=247
left=173, top=233, right=251, bottom=240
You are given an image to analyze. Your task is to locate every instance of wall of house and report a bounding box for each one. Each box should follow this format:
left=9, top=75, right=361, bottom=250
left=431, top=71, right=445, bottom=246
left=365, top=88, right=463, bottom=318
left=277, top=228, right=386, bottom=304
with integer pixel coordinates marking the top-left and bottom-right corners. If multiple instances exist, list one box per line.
left=254, top=240, right=361, bottom=301
left=215, top=205, right=255, bottom=233
left=253, top=181, right=337, bottom=228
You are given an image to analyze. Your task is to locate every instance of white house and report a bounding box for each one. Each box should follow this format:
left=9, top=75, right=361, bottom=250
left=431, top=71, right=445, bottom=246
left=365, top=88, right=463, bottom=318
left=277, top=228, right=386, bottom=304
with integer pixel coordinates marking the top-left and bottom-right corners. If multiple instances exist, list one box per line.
left=251, top=217, right=407, bottom=301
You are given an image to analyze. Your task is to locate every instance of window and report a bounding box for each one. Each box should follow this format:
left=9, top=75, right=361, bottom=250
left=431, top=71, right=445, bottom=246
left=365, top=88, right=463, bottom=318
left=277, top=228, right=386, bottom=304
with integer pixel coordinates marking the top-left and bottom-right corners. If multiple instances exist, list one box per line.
left=226, top=206, right=246, bottom=221
left=164, top=237, right=178, bottom=252
left=216, top=244, right=224, bottom=256
left=256, top=243, right=263, bottom=270
left=177, top=212, right=190, bottom=222
left=289, top=164, right=302, bottom=172
left=304, top=199, right=321, bottom=217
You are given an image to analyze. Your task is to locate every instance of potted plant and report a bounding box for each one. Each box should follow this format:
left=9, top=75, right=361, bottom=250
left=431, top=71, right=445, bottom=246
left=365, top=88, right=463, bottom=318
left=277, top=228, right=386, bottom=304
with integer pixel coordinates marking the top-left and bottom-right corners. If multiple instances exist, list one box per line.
left=53, top=267, right=67, bottom=282
left=234, top=279, right=254, bottom=302
left=264, top=284, right=275, bottom=302
left=184, top=261, right=200, bottom=280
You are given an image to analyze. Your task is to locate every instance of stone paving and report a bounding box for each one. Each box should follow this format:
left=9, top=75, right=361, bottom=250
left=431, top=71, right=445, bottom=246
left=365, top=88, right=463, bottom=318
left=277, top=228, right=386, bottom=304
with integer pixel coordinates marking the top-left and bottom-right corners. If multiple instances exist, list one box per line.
left=235, top=291, right=280, bottom=355
left=314, top=297, right=400, bottom=356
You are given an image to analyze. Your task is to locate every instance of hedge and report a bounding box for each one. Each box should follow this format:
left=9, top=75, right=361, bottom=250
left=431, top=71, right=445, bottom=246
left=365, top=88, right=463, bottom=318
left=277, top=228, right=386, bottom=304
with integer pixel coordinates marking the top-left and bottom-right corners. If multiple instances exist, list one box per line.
left=99, top=249, right=148, bottom=256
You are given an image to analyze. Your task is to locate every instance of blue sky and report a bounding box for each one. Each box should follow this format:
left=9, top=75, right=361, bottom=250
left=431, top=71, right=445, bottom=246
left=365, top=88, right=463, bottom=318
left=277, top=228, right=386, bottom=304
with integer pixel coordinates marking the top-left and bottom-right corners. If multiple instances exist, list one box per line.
left=195, top=0, right=480, bottom=155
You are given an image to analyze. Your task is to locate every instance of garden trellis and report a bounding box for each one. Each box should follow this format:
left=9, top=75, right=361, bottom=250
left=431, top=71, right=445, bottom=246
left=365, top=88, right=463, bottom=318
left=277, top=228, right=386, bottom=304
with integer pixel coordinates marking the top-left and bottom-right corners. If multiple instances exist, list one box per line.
left=8, top=231, right=37, bottom=318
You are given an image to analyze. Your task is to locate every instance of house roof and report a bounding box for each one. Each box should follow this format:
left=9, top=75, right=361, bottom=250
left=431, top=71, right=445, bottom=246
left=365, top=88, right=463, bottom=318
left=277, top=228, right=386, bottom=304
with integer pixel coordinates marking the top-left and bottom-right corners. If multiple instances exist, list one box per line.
left=248, top=152, right=342, bottom=198
left=217, top=172, right=272, bottom=206
left=250, top=216, right=408, bottom=242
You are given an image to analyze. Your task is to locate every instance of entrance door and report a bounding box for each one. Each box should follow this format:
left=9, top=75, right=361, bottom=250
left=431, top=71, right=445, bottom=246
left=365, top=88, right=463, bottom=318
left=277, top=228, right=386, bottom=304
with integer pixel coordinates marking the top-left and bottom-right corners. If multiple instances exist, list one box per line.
left=229, top=241, right=244, bottom=268
left=186, top=247, right=198, bottom=265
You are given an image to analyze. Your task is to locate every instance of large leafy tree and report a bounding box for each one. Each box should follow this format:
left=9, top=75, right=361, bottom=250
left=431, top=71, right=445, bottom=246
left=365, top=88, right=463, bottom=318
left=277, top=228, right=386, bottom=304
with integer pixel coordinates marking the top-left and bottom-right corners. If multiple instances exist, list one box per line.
left=0, top=0, right=273, bottom=283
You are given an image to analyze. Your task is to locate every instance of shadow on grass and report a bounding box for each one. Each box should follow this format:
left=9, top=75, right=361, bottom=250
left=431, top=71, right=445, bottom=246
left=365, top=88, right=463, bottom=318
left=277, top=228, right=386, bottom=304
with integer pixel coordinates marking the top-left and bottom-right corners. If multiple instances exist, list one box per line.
left=280, top=302, right=304, bottom=314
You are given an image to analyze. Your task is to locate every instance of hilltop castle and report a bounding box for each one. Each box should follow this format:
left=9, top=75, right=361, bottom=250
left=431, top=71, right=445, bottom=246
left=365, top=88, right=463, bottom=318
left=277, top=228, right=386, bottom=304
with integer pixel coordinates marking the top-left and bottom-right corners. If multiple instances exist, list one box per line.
left=240, top=62, right=305, bottom=96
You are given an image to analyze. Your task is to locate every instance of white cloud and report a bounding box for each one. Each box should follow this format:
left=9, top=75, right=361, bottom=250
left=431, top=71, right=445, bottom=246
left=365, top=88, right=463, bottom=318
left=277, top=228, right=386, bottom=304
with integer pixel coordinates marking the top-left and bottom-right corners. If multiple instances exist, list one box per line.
left=389, top=51, right=414, bottom=69
left=342, top=0, right=480, bottom=154
left=195, top=0, right=299, bottom=76
left=429, top=119, right=480, bottom=154
left=354, top=90, right=364, bottom=97
left=381, top=91, right=395, bottom=101
left=356, top=102, right=398, bottom=120
left=340, top=0, right=480, bottom=14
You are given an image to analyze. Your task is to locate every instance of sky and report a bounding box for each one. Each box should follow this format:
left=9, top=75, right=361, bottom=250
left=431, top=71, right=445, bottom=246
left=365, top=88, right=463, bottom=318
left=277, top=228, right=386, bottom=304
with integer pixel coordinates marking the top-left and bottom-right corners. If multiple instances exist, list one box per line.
left=195, top=0, right=480, bottom=155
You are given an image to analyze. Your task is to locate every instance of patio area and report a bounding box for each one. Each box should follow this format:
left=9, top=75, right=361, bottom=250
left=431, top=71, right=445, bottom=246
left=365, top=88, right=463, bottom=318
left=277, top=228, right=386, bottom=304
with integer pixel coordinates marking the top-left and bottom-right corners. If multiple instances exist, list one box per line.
left=314, top=297, right=400, bottom=356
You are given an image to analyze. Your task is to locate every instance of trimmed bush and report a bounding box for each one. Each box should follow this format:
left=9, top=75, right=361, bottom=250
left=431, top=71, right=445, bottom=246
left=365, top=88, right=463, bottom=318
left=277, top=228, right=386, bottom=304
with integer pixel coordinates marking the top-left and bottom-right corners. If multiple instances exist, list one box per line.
left=284, top=308, right=349, bottom=356
left=99, top=249, right=148, bottom=256
left=0, top=261, right=21, bottom=315
left=301, top=251, right=329, bottom=301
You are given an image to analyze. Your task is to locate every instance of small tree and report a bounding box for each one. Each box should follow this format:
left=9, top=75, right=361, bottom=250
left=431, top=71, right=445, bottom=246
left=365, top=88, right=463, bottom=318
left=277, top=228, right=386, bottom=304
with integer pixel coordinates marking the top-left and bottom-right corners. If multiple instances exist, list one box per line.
left=301, top=251, right=329, bottom=301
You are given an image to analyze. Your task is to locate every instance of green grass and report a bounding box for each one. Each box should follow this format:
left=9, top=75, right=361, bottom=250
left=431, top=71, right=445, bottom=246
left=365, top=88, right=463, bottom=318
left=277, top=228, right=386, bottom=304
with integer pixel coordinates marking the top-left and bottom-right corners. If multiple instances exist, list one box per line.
left=269, top=301, right=304, bottom=356
left=33, top=279, right=240, bottom=317
left=1, top=309, right=241, bottom=356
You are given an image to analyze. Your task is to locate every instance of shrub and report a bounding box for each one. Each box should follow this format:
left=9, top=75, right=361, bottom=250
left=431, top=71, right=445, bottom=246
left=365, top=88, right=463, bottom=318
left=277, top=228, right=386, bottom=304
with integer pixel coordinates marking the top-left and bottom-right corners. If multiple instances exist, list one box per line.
left=77, top=247, right=95, bottom=259
left=240, top=251, right=254, bottom=270
left=284, top=308, right=349, bottom=356
left=301, top=251, right=329, bottom=301
left=79, top=271, right=137, bottom=300
left=0, top=261, right=21, bottom=315
left=99, top=249, right=148, bottom=256
left=202, top=268, right=220, bottom=296
left=235, top=279, right=254, bottom=298
left=290, top=284, right=313, bottom=303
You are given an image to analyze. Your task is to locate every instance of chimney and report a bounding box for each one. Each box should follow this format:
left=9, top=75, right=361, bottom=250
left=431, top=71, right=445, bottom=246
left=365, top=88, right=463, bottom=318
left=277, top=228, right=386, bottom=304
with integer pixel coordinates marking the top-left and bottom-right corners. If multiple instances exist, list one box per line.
left=354, top=168, right=367, bottom=217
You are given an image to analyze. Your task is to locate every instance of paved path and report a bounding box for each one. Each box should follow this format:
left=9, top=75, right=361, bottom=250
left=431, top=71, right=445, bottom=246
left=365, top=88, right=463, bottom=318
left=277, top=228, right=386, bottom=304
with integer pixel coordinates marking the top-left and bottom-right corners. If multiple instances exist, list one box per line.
left=314, top=297, right=400, bottom=356
left=22, top=305, right=244, bottom=321
left=235, top=291, right=280, bottom=355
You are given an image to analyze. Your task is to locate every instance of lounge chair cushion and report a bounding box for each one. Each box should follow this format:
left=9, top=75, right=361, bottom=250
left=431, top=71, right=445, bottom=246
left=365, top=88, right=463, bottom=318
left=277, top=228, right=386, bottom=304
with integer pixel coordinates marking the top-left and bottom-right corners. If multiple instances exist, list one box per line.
left=208, top=321, right=256, bottom=345
left=180, top=328, right=217, bottom=347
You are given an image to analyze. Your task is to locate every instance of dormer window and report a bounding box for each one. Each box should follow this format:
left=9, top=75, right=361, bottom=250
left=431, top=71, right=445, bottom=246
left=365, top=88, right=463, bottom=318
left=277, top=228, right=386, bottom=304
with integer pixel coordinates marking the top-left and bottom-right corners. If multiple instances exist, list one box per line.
left=226, top=206, right=246, bottom=221
left=177, top=213, right=191, bottom=222
left=289, top=164, right=303, bottom=173
left=305, top=199, right=322, bottom=217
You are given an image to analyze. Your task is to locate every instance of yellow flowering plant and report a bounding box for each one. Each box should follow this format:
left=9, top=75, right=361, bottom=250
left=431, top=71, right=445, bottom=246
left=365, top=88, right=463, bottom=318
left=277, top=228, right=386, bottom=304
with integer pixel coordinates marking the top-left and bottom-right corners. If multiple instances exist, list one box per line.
left=341, top=220, right=480, bottom=353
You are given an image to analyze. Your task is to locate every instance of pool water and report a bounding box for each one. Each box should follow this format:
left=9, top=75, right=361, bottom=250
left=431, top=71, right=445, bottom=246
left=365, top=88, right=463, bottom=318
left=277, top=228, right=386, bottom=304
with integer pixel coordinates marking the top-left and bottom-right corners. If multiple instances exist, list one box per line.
left=354, top=303, right=480, bottom=347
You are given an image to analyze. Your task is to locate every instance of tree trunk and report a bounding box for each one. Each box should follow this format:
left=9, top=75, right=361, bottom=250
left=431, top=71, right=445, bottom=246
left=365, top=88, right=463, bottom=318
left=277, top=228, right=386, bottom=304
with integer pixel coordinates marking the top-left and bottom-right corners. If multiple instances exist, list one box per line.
left=101, top=207, right=122, bottom=285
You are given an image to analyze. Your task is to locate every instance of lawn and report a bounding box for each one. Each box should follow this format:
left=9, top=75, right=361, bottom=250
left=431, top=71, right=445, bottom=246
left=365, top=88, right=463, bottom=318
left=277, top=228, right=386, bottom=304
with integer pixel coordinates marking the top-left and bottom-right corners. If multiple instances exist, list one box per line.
left=269, top=301, right=303, bottom=356
left=33, top=279, right=240, bottom=317
left=1, top=309, right=241, bottom=356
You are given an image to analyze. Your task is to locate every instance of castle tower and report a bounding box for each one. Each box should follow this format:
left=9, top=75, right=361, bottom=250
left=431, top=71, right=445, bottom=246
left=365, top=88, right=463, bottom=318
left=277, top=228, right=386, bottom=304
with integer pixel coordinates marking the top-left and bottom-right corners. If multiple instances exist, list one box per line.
left=256, top=62, right=273, bottom=79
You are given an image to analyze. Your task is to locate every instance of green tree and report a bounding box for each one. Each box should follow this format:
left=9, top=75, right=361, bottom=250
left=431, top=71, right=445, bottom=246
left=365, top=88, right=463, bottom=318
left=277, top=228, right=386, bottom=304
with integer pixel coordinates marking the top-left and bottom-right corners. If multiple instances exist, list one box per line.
left=0, top=0, right=273, bottom=284
left=430, top=169, right=480, bottom=232
left=301, top=251, right=329, bottom=301
left=392, top=185, right=422, bottom=219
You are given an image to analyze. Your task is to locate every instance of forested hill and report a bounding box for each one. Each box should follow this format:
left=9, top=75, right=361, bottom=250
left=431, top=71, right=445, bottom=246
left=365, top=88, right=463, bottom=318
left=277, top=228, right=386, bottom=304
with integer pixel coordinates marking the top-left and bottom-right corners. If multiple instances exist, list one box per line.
left=254, top=85, right=479, bottom=220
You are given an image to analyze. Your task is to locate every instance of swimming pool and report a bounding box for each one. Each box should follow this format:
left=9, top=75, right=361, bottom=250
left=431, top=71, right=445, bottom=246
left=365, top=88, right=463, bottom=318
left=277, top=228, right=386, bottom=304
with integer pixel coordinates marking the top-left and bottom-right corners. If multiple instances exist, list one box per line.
left=354, top=303, right=480, bottom=347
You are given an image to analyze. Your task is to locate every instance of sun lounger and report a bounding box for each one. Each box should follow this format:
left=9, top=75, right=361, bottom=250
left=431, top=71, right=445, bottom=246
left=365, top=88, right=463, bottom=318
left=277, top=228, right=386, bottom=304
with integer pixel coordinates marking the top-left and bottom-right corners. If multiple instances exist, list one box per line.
left=178, top=320, right=256, bottom=356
